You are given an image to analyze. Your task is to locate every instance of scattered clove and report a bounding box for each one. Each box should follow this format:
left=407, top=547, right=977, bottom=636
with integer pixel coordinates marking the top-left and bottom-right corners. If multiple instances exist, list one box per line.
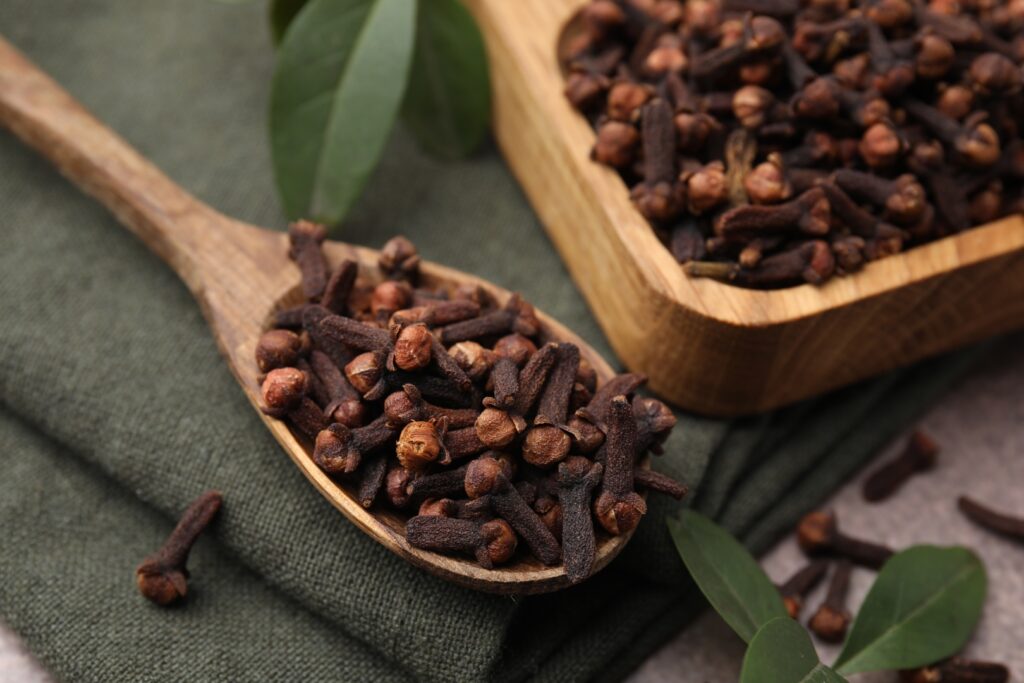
left=135, top=490, right=223, bottom=606
left=808, top=560, right=853, bottom=642
left=900, top=658, right=1010, bottom=683
left=862, top=429, right=939, bottom=502
left=958, top=496, right=1024, bottom=542
left=798, top=510, right=894, bottom=568
left=777, top=559, right=830, bottom=619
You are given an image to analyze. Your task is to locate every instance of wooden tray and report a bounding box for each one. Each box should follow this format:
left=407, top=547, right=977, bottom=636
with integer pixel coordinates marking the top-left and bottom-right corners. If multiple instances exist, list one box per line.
left=465, top=0, right=1024, bottom=416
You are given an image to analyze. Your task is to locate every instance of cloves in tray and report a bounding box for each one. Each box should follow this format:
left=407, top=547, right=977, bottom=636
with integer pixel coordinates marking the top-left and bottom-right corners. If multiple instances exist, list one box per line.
left=563, top=0, right=1024, bottom=289
left=257, top=233, right=688, bottom=579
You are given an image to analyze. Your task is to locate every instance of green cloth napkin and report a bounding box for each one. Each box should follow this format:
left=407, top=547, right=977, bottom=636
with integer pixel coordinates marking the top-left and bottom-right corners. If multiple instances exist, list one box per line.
left=0, top=1, right=980, bottom=681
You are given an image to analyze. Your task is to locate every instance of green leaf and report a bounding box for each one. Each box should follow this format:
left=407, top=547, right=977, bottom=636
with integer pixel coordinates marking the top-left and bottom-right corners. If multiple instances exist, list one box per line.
left=269, top=0, right=310, bottom=45
left=741, top=618, right=849, bottom=683
left=401, top=0, right=490, bottom=159
left=834, top=546, right=986, bottom=675
left=667, top=510, right=787, bottom=643
left=269, top=0, right=416, bottom=224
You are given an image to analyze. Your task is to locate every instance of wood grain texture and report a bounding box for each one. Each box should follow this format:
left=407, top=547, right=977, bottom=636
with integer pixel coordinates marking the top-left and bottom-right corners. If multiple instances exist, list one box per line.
left=0, top=36, right=642, bottom=594
left=465, top=0, right=1024, bottom=416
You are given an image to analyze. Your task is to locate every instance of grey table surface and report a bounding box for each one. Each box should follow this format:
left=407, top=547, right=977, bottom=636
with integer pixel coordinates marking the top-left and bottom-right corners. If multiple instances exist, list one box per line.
left=2, top=336, right=1022, bottom=682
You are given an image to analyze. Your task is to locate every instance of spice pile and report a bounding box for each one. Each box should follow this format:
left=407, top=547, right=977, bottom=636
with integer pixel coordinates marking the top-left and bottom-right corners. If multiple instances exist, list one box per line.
left=562, top=0, right=1024, bottom=288
left=255, top=227, right=687, bottom=583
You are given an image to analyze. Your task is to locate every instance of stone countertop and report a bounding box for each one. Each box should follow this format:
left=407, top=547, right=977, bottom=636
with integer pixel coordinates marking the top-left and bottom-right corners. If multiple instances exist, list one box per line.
left=632, top=335, right=1024, bottom=682
left=2, top=336, right=1022, bottom=683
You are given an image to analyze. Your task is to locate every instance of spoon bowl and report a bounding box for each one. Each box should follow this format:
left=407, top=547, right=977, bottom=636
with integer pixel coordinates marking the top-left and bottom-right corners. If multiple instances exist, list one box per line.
left=0, top=36, right=642, bottom=594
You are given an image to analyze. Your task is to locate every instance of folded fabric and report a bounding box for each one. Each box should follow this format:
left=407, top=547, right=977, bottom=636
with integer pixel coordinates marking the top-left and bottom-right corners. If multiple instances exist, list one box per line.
left=0, top=1, right=980, bottom=681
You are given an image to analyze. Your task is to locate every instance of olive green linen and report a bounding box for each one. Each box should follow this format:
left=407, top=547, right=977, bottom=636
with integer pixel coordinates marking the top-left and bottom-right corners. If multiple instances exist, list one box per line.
left=0, top=1, right=978, bottom=681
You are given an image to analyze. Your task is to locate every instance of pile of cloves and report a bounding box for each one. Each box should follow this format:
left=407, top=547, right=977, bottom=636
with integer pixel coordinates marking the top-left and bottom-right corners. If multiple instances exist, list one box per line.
left=256, top=226, right=687, bottom=582
left=563, top=0, right=1024, bottom=288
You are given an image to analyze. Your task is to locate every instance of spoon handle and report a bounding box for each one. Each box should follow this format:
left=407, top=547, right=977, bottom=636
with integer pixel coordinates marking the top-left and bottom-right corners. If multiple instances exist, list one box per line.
left=0, top=35, right=229, bottom=295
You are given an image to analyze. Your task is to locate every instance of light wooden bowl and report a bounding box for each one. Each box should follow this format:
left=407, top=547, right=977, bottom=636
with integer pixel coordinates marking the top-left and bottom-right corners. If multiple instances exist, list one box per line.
left=466, top=0, right=1024, bottom=416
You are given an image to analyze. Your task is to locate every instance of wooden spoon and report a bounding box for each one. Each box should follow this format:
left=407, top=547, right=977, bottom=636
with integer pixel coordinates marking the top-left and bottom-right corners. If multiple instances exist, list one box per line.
left=0, top=36, right=646, bottom=594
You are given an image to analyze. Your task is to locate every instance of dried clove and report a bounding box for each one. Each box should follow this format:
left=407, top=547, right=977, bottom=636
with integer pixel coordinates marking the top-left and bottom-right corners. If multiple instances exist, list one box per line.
left=523, top=343, right=580, bottom=468
left=685, top=240, right=835, bottom=287
left=395, top=420, right=445, bottom=472
left=405, top=516, right=516, bottom=569
left=288, top=220, right=328, bottom=300
left=357, top=454, right=388, bottom=509
left=593, top=396, right=647, bottom=535
left=958, top=496, right=1024, bottom=542
left=493, top=335, right=537, bottom=369
left=308, top=349, right=366, bottom=428
left=633, top=467, right=688, bottom=500
left=313, top=415, right=396, bottom=474
left=437, top=294, right=540, bottom=345
left=900, top=658, right=1010, bottom=683
left=383, top=384, right=478, bottom=430
left=777, top=559, right=830, bottom=619
left=407, top=464, right=470, bottom=502
left=798, top=511, right=894, bottom=568
left=255, top=329, right=304, bottom=373
left=715, top=189, right=831, bottom=238
left=558, top=456, right=604, bottom=583
left=378, top=236, right=420, bottom=283
left=320, top=259, right=357, bottom=314
left=136, top=490, right=223, bottom=606
left=862, top=429, right=939, bottom=502
left=808, top=560, right=853, bottom=642
left=631, top=99, right=685, bottom=222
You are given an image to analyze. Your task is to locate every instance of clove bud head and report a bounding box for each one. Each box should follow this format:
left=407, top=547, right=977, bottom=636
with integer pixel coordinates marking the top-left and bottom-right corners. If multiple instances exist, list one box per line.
left=135, top=562, right=189, bottom=607
left=593, top=121, right=640, bottom=168
left=744, top=156, right=792, bottom=205
left=396, top=421, right=443, bottom=472
left=464, top=456, right=505, bottom=499
left=418, top=498, right=457, bottom=518
left=915, top=33, right=954, bottom=80
left=683, top=162, right=728, bottom=214
left=809, top=604, right=851, bottom=642
left=607, top=81, right=652, bottom=122
left=371, top=280, right=413, bottom=317
left=344, top=352, right=382, bottom=395
left=593, top=490, right=647, bottom=535
left=480, top=519, right=518, bottom=565
left=859, top=122, right=905, bottom=168
left=386, top=466, right=413, bottom=509
left=378, top=236, right=420, bottom=282
left=522, top=425, right=573, bottom=468
left=797, top=510, right=837, bottom=553
left=492, top=334, right=537, bottom=367
left=255, top=329, right=303, bottom=372
left=313, top=424, right=359, bottom=474
left=393, top=323, right=433, bottom=371
left=475, top=408, right=519, bottom=449
left=969, top=52, right=1022, bottom=97
left=449, top=341, right=495, bottom=381
left=260, top=367, right=307, bottom=416
left=328, top=398, right=367, bottom=429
